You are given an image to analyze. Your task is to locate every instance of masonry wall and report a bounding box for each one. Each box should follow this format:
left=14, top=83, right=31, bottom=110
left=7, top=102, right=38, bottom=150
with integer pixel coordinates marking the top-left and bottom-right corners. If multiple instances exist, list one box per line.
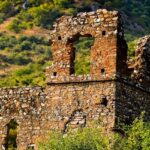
left=0, top=87, right=46, bottom=150
left=116, top=81, right=150, bottom=124
left=46, top=81, right=116, bottom=132
left=46, top=9, right=128, bottom=84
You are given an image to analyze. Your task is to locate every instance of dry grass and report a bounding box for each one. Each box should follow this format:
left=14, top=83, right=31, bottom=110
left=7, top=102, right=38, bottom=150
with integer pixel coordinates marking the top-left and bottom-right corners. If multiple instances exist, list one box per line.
left=0, top=17, right=51, bottom=76
left=0, top=17, right=50, bottom=38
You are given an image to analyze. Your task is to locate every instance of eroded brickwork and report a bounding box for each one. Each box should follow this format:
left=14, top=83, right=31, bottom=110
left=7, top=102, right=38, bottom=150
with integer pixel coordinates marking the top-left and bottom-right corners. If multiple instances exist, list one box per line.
left=0, top=9, right=150, bottom=150
left=45, top=81, right=116, bottom=132
left=116, top=81, right=150, bottom=124
left=46, top=9, right=127, bottom=83
left=0, top=87, right=46, bottom=150
left=130, top=35, right=150, bottom=87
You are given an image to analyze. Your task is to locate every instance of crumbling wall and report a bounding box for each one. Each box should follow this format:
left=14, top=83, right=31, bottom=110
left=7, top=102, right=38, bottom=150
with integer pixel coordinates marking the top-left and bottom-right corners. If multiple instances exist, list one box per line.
left=116, top=80, right=150, bottom=124
left=45, top=81, right=116, bottom=133
left=130, top=35, right=150, bottom=87
left=46, top=9, right=128, bottom=83
left=0, top=87, right=46, bottom=150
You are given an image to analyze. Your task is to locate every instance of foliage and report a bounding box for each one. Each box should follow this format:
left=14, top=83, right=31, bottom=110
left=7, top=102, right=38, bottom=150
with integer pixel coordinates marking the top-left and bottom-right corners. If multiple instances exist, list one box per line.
left=39, top=114, right=150, bottom=150
left=0, top=1, right=14, bottom=15
left=0, top=33, right=52, bottom=87
left=7, top=120, right=18, bottom=150
left=113, top=113, right=150, bottom=150
left=74, top=36, right=94, bottom=75
left=39, top=126, right=110, bottom=150
left=0, top=13, right=5, bottom=24
left=0, top=63, right=50, bottom=87
left=128, top=39, right=138, bottom=57
left=6, top=1, right=73, bottom=30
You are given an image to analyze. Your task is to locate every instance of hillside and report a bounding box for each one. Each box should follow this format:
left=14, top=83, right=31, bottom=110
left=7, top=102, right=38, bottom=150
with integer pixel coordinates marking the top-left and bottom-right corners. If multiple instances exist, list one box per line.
left=0, top=0, right=149, bottom=87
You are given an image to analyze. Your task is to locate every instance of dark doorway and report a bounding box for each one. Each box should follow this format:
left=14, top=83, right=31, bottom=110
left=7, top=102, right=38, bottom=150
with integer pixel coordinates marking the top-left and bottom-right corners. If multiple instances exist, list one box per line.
left=5, top=119, right=18, bottom=150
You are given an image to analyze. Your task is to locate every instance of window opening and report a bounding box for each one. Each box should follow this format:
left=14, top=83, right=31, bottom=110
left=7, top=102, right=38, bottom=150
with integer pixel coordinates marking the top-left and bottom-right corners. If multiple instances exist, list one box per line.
left=102, top=31, right=106, bottom=36
left=58, top=36, right=62, bottom=40
left=101, top=68, right=105, bottom=74
left=70, top=34, right=94, bottom=75
left=101, top=97, right=108, bottom=106
left=53, top=72, right=57, bottom=76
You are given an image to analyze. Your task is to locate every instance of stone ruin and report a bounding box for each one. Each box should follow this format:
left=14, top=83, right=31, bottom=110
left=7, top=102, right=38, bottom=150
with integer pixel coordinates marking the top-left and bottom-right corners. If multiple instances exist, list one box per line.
left=0, top=9, right=150, bottom=150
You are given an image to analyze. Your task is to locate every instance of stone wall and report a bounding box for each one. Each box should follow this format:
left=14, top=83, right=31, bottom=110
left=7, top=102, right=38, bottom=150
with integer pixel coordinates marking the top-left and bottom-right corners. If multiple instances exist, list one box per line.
left=130, top=35, right=150, bottom=87
left=116, top=80, right=150, bottom=124
left=45, top=81, right=116, bottom=132
left=0, top=87, right=46, bottom=150
left=46, top=9, right=128, bottom=83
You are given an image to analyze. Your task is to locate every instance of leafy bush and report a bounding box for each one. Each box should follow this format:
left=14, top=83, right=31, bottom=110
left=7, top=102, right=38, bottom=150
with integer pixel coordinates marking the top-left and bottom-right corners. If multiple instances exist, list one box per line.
left=7, top=19, right=21, bottom=33
left=0, top=1, right=14, bottom=14
left=7, top=54, right=32, bottom=65
left=128, top=39, right=138, bottom=57
left=28, top=4, right=62, bottom=28
left=0, top=33, right=52, bottom=87
left=0, top=13, right=5, bottom=23
left=39, top=127, right=110, bottom=150
left=38, top=114, right=150, bottom=150
left=114, top=113, right=150, bottom=150
left=0, top=62, right=49, bottom=87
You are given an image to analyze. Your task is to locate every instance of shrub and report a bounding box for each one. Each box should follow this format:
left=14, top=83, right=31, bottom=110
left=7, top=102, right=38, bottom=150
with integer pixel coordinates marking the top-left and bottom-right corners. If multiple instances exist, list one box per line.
left=128, top=39, right=138, bottom=57
left=38, top=114, right=150, bottom=150
left=0, top=13, right=5, bottom=23
left=39, top=127, right=110, bottom=150
left=15, top=68, right=33, bottom=76
left=20, top=41, right=32, bottom=51
left=53, top=0, right=72, bottom=8
left=113, top=113, right=150, bottom=150
left=8, top=54, right=32, bottom=65
left=7, top=19, right=21, bottom=33
left=0, top=1, right=14, bottom=14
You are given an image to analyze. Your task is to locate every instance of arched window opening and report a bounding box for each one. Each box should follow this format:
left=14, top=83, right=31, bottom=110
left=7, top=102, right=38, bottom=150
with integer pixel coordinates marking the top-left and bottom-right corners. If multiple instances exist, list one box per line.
left=5, top=119, right=18, bottom=150
left=69, top=34, right=94, bottom=75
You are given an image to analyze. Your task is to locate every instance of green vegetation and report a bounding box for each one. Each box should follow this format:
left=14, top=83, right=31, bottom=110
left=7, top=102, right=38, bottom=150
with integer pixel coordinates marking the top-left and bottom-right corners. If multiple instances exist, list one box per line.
left=0, top=33, right=52, bottom=87
left=7, top=120, right=18, bottom=150
left=114, top=113, right=150, bottom=150
left=39, top=122, right=110, bottom=150
left=128, top=39, right=138, bottom=57
left=74, top=37, right=94, bottom=75
left=39, top=114, right=150, bottom=150
left=0, top=63, right=50, bottom=87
